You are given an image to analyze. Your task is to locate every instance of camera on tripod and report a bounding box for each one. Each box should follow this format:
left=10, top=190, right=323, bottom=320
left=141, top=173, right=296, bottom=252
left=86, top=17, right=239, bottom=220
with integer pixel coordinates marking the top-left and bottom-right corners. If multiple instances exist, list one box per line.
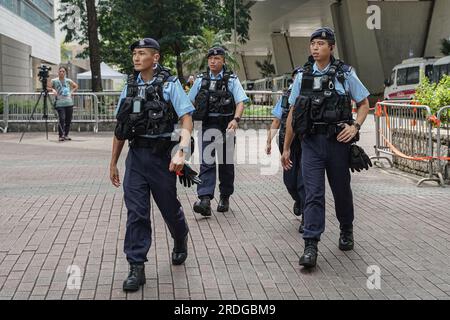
left=38, top=64, right=51, bottom=88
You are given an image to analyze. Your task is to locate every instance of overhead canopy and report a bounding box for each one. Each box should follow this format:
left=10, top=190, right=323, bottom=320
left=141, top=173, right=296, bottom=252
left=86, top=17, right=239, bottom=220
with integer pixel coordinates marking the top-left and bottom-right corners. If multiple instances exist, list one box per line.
left=77, top=62, right=126, bottom=80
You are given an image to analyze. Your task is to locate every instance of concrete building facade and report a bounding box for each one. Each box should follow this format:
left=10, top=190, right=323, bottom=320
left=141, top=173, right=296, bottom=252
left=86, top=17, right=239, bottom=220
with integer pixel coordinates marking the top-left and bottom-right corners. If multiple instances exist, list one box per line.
left=0, top=0, right=60, bottom=92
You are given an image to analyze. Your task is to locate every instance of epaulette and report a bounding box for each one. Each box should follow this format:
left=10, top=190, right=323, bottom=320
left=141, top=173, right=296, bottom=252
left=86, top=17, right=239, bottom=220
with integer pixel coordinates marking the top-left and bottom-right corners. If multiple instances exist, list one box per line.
left=167, top=75, right=178, bottom=82
left=341, top=64, right=352, bottom=73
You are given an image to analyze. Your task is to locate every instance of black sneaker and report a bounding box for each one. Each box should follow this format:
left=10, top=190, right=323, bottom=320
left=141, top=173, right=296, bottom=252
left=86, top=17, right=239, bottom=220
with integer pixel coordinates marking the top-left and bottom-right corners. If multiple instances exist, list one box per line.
left=193, top=196, right=211, bottom=217
left=299, top=239, right=318, bottom=268
left=123, top=264, right=146, bottom=292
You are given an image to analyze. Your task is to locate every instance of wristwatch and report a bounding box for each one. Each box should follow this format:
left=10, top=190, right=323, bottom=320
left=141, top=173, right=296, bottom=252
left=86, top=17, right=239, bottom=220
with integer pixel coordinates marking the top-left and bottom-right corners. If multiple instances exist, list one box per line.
left=233, top=117, right=241, bottom=123
left=353, top=122, right=361, bottom=131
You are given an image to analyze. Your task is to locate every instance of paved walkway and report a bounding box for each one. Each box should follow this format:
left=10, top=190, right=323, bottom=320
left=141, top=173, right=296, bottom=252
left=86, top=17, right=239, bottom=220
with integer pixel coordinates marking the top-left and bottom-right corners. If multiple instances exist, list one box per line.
left=0, top=116, right=449, bottom=300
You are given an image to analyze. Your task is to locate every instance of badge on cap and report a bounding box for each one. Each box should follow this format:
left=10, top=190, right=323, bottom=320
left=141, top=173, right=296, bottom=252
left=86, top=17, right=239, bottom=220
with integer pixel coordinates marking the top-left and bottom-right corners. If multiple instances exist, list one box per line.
left=322, top=31, right=326, bottom=38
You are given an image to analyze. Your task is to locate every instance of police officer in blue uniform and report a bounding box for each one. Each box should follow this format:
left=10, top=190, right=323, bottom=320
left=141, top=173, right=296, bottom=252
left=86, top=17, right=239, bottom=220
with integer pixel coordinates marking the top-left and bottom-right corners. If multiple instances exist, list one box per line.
left=110, top=38, right=195, bottom=291
left=282, top=28, right=370, bottom=268
left=266, top=69, right=305, bottom=233
left=188, top=47, right=249, bottom=216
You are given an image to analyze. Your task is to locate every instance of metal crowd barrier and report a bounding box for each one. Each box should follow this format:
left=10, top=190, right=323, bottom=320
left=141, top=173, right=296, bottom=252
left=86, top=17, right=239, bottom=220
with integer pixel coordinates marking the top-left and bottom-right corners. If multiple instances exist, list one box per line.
left=244, top=90, right=283, bottom=120
left=371, top=100, right=442, bottom=186
left=1, top=92, right=99, bottom=133
left=0, top=90, right=286, bottom=132
left=436, top=106, right=450, bottom=184
left=94, top=92, right=121, bottom=122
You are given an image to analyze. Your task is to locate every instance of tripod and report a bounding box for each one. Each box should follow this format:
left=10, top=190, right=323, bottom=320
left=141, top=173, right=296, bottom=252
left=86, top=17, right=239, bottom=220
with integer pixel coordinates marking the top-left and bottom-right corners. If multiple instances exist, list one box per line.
left=19, top=88, right=63, bottom=143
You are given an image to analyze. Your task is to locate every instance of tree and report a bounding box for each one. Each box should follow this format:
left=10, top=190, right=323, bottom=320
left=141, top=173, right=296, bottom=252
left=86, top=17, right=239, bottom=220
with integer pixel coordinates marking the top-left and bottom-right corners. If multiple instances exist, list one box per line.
left=60, top=42, right=71, bottom=62
left=441, top=38, right=450, bottom=56
left=255, top=54, right=276, bottom=78
left=58, top=0, right=252, bottom=81
left=182, top=28, right=239, bottom=74
left=85, top=0, right=102, bottom=92
left=98, top=0, right=204, bottom=81
left=58, top=0, right=105, bottom=91
left=202, top=0, right=252, bottom=44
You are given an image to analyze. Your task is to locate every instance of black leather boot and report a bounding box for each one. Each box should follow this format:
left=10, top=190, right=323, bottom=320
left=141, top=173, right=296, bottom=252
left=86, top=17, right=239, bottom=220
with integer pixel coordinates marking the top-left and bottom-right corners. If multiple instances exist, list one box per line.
left=298, top=214, right=304, bottom=234
left=299, top=239, right=318, bottom=268
left=217, top=195, right=230, bottom=212
left=193, top=196, right=211, bottom=216
left=123, top=264, right=146, bottom=292
left=172, top=234, right=188, bottom=265
left=339, top=227, right=354, bottom=251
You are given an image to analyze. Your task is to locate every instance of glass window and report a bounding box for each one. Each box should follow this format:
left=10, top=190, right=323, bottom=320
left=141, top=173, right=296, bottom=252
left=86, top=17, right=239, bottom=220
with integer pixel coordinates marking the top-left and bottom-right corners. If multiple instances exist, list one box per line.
left=406, top=67, right=420, bottom=85
left=397, top=68, right=407, bottom=86
left=425, top=65, right=433, bottom=80
left=0, top=0, right=19, bottom=14
left=390, top=70, right=396, bottom=86
left=28, top=0, right=54, bottom=18
left=21, top=2, right=54, bottom=37
left=439, top=64, right=449, bottom=81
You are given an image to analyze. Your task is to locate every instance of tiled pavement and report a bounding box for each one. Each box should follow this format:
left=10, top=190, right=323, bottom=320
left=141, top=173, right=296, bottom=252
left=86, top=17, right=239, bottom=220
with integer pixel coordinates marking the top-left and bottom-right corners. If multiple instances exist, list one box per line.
left=0, top=116, right=449, bottom=300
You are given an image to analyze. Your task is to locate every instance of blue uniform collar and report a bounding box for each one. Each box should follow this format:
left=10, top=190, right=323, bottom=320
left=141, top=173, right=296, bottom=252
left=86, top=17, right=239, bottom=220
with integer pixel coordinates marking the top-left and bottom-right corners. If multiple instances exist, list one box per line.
left=209, top=70, right=224, bottom=80
left=312, top=62, right=332, bottom=75
left=137, top=72, right=156, bottom=85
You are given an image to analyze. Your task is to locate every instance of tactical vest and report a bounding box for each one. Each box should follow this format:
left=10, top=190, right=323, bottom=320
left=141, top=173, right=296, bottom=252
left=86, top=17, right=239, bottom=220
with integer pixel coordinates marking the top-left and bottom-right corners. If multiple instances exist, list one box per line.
left=114, top=66, right=178, bottom=142
left=193, top=68, right=236, bottom=123
left=300, top=56, right=352, bottom=124
left=292, top=56, right=353, bottom=138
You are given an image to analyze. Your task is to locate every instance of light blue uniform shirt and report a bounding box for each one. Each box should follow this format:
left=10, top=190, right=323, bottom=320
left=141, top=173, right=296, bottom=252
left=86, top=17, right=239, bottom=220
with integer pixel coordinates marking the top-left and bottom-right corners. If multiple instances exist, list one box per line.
left=272, top=99, right=283, bottom=120
left=115, top=73, right=195, bottom=118
left=188, top=70, right=249, bottom=105
left=272, top=84, right=293, bottom=120
left=288, top=62, right=370, bottom=106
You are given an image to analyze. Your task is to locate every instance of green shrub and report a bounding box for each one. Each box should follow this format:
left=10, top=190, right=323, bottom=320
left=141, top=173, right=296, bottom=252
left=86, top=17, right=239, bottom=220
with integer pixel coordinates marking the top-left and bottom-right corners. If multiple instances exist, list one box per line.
left=415, top=74, right=450, bottom=123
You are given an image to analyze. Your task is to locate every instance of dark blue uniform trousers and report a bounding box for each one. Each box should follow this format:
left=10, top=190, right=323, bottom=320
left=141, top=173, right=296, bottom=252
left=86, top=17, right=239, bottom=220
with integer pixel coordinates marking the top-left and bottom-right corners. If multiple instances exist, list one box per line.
left=197, top=124, right=235, bottom=199
left=123, top=147, right=189, bottom=264
left=301, top=134, right=354, bottom=241
left=283, top=142, right=306, bottom=211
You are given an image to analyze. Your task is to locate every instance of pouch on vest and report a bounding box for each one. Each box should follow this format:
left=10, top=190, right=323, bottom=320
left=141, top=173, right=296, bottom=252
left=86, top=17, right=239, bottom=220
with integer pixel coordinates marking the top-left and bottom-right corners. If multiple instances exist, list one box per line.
left=293, top=95, right=312, bottom=137
left=144, top=100, right=174, bottom=137
left=193, top=89, right=209, bottom=121
left=310, top=96, right=325, bottom=122
left=114, top=97, right=133, bottom=140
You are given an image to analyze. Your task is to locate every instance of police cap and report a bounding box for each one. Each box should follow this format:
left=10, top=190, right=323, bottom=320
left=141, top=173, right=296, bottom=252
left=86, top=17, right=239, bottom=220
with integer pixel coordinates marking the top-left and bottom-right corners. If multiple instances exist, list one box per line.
left=310, top=27, right=335, bottom=44
left=207, top=47, right=226, bottom=58
left=130, top=38, right=160, bottom=52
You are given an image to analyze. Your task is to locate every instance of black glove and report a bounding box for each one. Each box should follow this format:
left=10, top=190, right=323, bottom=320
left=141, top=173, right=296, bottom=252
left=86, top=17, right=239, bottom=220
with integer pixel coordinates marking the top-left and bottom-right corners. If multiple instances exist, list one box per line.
left=177, top=164, right=202, bottom=187
left=349, top=144, right=372, bottom=173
